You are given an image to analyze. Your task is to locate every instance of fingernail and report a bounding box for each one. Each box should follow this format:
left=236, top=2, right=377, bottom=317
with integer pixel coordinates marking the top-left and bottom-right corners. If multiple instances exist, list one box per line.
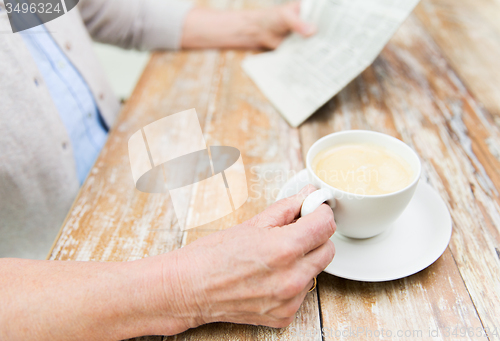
left=302, top=24, right=316, bottom=36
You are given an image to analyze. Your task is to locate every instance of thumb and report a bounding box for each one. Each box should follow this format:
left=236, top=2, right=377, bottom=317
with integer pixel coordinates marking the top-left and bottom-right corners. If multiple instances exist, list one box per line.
left=247, top=184, right=318, bottom=228
left=281, top=1, right=316, bottom=37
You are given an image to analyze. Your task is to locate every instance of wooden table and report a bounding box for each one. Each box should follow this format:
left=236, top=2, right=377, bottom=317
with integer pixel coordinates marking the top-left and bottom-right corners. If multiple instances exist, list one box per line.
left=49, top=0, right=500, bottom=339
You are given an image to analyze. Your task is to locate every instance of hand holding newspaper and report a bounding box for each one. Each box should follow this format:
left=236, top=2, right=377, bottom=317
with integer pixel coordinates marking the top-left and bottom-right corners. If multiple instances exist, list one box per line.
left=242, top=0, right=421, bottom=127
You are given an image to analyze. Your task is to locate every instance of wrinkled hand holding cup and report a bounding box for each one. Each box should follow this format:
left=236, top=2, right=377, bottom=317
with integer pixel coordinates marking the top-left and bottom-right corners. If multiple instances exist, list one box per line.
left=299, top=130, right=422, bottom=239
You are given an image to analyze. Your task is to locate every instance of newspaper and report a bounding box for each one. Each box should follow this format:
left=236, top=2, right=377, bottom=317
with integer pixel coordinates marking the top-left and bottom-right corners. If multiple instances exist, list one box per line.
left=242, top=0, right=420, bottom=127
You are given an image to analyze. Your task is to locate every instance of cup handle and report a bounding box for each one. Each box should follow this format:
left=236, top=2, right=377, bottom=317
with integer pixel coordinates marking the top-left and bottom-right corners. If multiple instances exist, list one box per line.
left=301, top=188, right=336, bottom=217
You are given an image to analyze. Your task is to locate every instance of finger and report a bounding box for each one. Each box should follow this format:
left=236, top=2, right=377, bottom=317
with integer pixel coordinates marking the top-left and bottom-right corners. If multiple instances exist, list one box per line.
left=222, top=313, right=294, bottom=329
left=248, top=185, right=317, bottom=227
left=281, top=1, right=316, bottom=37
left=286, top=204, right=336, bottom=255
left=302, top=239, right=336, bottom=275
left=268, top=288, right=307, bottom=319
left=301, top=277, right=317, bottom=297
left=268, top=276, right=315, bottom=320
left=261, top=33, right=285, bottom=50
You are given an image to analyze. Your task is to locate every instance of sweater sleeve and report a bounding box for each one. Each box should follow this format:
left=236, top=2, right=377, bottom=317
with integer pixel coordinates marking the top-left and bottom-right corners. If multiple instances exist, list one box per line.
left=77, top=0, right=194, bottom=51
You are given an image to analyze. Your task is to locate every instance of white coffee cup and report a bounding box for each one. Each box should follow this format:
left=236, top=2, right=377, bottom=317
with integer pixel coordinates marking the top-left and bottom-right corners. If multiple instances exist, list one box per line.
left=299, top=130, right=421, bottom=239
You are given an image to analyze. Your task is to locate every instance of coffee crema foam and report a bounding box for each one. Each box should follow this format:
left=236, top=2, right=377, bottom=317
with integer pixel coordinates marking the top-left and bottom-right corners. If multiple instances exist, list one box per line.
left=312, top=143, right=414, bottom=195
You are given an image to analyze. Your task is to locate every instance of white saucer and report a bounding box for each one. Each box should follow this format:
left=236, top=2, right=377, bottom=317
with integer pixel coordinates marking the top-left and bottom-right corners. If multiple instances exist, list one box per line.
left=276, top=169, right=452, bottom=282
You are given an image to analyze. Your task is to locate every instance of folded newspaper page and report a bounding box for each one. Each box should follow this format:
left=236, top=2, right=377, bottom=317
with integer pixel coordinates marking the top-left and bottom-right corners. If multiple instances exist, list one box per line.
left=242, top=0, right=421, bottom=127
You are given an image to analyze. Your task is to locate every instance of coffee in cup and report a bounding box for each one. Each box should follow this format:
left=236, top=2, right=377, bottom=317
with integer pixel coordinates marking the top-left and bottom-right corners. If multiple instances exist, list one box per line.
left=312, top=143, right=414, bottom=196
left=299, top=130, right=421, bottom=239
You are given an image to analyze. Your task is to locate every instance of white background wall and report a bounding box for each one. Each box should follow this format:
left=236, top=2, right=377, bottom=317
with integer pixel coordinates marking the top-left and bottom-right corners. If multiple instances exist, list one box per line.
left=93, top=42, right=150, bottom=100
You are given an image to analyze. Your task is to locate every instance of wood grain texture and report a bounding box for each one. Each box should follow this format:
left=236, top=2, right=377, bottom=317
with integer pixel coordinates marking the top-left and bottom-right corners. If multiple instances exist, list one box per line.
left=414, top=0, right=500, bottom=119
left=163, top=49, right=322, bottom=341
left=50, top=50, right=219, bottom=262
left=48, top=0, right=500, bottom=340
left=300, top=14, right=499, bottom=341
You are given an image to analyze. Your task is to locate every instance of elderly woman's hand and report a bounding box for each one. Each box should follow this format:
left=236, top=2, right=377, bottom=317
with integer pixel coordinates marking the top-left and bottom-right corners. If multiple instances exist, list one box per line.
left=181, top=2, right=316, bottom=49
left=0, top=186, right=334, bottom=340
left=148, top=185, right=336, bottom=335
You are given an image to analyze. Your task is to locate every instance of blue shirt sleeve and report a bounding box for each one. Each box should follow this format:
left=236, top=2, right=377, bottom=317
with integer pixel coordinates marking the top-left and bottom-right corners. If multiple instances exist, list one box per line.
left=20, top=24, right=108, bottom=185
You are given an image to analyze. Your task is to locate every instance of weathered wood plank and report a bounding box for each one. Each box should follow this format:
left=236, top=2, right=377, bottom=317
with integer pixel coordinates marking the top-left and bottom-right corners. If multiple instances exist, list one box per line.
left=317, top=250, right=484, bottom=340
left=49, top=50, right=221, bottom=261
left=163, top=50, right=321, bottom=341
left=300, top=14, right=499, bottom=340
left=414, top=0, right=500, bottom=120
